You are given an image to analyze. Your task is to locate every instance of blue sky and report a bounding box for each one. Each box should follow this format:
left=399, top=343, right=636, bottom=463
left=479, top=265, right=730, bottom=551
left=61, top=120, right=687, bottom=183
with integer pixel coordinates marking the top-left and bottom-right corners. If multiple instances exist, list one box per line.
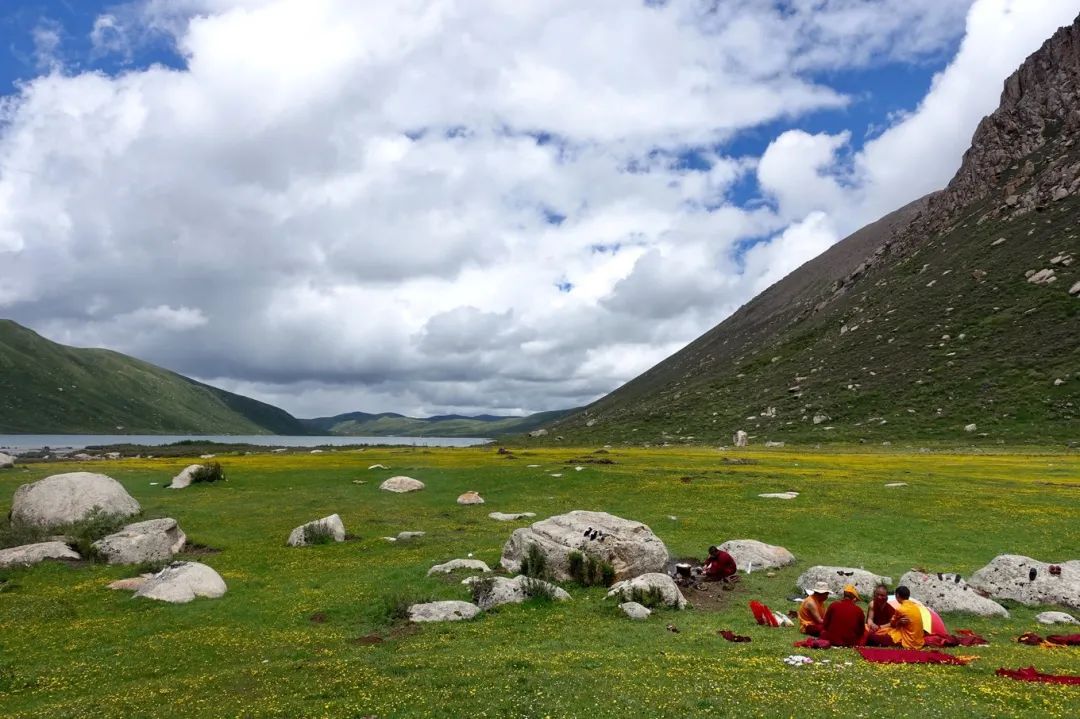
left=0, top=0, right=1075, bottom=417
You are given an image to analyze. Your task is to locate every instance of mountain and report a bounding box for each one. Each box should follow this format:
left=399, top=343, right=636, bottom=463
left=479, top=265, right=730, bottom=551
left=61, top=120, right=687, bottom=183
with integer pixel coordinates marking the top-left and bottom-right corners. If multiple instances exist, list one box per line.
left=543, top=17, right=1080, bottom=446
left=0, top=319, right=308, bottom=435
left=301, top=408, right=577, bottom=437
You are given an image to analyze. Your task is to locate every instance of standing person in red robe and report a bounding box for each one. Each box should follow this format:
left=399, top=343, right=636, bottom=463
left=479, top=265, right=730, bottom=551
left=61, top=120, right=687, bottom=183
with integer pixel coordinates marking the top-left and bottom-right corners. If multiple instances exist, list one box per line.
left=866, top=584, right=896, bottom=645
left=702, top=545, right=737, bottom=581
left=821, top=584, right=867, bottom=646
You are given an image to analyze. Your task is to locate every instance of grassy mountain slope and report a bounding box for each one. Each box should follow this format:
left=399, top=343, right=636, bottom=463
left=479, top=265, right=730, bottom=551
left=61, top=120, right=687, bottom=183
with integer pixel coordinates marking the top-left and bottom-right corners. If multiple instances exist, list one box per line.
left=0, top=320, right=308, bottom=435
left=302, top=407, right=576, bottom=437
left=542, top=19, right=1080, bottom=446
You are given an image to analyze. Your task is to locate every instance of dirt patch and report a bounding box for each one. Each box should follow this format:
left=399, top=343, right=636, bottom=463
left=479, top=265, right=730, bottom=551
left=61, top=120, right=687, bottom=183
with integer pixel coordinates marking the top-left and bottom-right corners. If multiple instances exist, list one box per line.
left=681, top=580, right=741, bottom=612
left=179, top=543, right=222, bottom=556
left=566, top=457, right=615, bottom=465
left=349, top=633, right=383, bottom=645
left=309, top=612, right=328, bottom=624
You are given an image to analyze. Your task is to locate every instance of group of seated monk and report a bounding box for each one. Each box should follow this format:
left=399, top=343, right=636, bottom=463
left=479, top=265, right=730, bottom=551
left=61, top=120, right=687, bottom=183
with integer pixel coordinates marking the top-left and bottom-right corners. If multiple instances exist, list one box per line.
left=798, top=582, right=925, bottom=649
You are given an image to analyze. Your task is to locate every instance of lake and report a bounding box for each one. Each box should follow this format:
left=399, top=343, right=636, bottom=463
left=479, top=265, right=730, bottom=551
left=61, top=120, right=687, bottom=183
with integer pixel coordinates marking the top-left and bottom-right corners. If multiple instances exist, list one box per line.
left=0, top=434, right=491, bottom=452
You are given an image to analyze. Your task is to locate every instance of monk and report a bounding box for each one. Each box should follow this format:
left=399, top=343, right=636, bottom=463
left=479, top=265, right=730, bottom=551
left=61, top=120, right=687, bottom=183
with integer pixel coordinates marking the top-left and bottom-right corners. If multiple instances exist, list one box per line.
left=821, top=584, right=866, bottom=647
left=869, top=585, right=925, bottom=650
left=866, top=583, right=895, bottom=639
left=702, top=546, right=737, bottom=581
left=798, top=581, right=830, bottom=636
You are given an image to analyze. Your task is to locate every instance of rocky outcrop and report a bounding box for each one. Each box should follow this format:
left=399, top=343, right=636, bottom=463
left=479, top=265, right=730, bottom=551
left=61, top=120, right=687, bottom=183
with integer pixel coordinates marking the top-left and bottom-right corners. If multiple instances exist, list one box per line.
left=620, top=601, right=651, bottom=620
left=733, top=430, right=748, bottom=447
left=133, top=562, right=227, bottom=603
left=286, top=514, right=346, bottom=547
left=899, top=571, right=1009, bottom=617
left=379, top=476, right=425, bottom=493
left=427, top=559, right=491, bottom=576
left=10, top=472, right=141, bottom=529
left=500, top=511, right=669, bottom=581
left=93, top=518, right=187, bottom=565
left=970, top=554, right=1080, bottom=609
left=0, top=451, right=14, bottom=469
left=456, top=491, right=484, bottom=505
left=467, top=575, right=571, bottom=610
left=796, top=566, right=891, bottom=598
left=0, top=541, right=80, bottom=569
left=607, top=573, right=687, bottom=609
left=408, top=600, right=481, bottom=622
left=489, top=512, right=536, bottom=522
left=717, top=540, right=796, bottom=571
left=168, top=464, right=202, bottom=489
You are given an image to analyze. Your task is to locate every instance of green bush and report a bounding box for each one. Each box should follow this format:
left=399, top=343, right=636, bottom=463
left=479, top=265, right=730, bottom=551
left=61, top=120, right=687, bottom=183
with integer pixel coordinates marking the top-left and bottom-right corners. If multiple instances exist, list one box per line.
left=302, top=522, right=335, bottom=545
left=190, top=462, right=226, bottom=484
left=567, top=550, right=615, bottom=587
left=379, top=592, right=433, bottom=624
left=469, top=576, right=496, bottom=606
left=63, top=509, right=130, bottom=562
left=521, top=577, right=556, bottom=602
left=519, top=543, right=548, bottom=580
left=627, top=585, right=667, bottom=609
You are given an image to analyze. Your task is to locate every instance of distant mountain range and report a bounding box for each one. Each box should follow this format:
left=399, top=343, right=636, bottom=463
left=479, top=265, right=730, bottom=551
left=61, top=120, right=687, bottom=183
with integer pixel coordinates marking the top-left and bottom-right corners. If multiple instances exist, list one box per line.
left=0, top=319, right=571, bottom=437
left=543, top=16, right=1080, bottom=446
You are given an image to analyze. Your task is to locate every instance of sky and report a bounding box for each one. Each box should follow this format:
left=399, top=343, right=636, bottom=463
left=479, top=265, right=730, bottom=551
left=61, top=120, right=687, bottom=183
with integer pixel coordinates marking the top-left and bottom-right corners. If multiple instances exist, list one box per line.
left=1, top=0, right=1078, bottom=419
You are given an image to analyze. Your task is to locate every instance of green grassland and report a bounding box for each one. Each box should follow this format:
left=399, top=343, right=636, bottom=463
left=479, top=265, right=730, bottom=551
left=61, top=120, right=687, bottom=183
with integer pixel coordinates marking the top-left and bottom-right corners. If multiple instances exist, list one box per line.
left=1, top=447, right=1078, bottom=718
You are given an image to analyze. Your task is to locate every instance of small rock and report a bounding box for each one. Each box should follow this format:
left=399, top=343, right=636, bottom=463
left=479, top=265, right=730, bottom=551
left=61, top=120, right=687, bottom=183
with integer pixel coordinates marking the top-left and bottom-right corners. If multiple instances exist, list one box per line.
left=395, top=531, right=425, bottom=541
left=408, top=600, right=481, bottom=623
left=733, top=430, right=748, bottom=447
left=620, top=601, right=651, bottom=620
left=199, top=454, right=216, bottom=459
left=380, top=476, right=425, bottom=493
left=528, top=429, right=549, bottom=438
left=488, top=512, right=536, bottom=521
left=1027, top=268, right=1056, bottom=285
left=1035, top=611, right=1077, bottom=625
left=964, top=423, right=977, bottom=432
left=764, top=441, right=786, bottom=448
left=607, top=573, right=687, bottom=609
left=1052, top=186, right=1069, bottom=201
left=0, top=452, right=16, bottom=468
left=456, top=491, right=485, bottom=505
left=133, top=562, right=227, bottom=603
left=884, top=482, right=908, bottom=488
left=168, top=464, right=203, bottom=490
left=991, top=237, right=1007, bottom=246
left=758, top=492, right=799, bottom=500
left=1070, top=280, right=1080, bottom=296
left=286, top=514, right=346, bottom=547
left=427, top=559, right=491, bottom=576
left=812, top=414, right=829, bottom=425
left=367, top=464, right=389, bottom=470
left=93, top=518, right=187, bottom=564
left=0, top=541, right=80, bottom=569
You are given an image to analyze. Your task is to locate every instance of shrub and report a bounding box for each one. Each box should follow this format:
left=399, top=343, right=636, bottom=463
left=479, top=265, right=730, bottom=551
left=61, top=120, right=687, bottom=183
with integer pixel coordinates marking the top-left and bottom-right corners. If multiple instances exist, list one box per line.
left=380, top=592, right=434, bottom=624
left=521, top=577, right=556, bottom=603
left=469, top=576, right=496, bottom=606
left=627, top=585, right=667, bottom=609
left=519, top=543, right=548, bottom=580
left=302, top=522, right=335, bottom=546
left=567, top=550, right=615, bottom=587
left=62, top=509, right=129, bottom=562
left=190, top=462, right=226, bottom=484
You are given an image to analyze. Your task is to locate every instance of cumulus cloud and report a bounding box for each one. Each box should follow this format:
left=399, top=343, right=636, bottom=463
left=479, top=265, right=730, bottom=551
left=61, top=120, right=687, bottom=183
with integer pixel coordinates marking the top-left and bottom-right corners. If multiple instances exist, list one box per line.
left=0, top=0, right=1075, bottom=417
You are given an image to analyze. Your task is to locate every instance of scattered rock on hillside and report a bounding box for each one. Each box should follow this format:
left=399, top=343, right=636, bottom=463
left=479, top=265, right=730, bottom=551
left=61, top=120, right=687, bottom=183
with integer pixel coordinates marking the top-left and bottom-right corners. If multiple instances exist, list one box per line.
left=286, top=514, right=346, bottom=547
left=620, top=601, right=652, bottom=620
left=607, top=573, right=687, bottom=609
left=168, top=464, right=203, bottom=489
left=467, top=575, right=571, bottom=610
left=796, top=567, right=892, bottom=598
left=764, top=441, right=785, bottom=448
left=718, top=540, right=796, bottom=571
left=427, top=559, right=491, bottom=576
left=1070, top=280, right=1080, bottom=296
left=93, top=518, right=187, bottom=565
left=1036, top=611, right=1077, bottom=625
left=813, top=414, right=829, bottom=425
left=0, top=452, right=14, bottom=469
left=529, top=429, right=548, bottom=438
left=0, top=541, right=80, bottom=569
left=885, top=482, right=908, bottom=488
left=899, top=571, right=1009, bottom=617
left=758, top=492, right=799, bottom=500
left=395, top=531, right=425, bottom=541
left=500, top=510, right=670, bottom=581
left=368, top=464, right=389, bottom=470
left=489, top=512, right=536, bottom=522
left=408, top=600, right=481, bottom=622
left=379, top=476, right=425, bottom=493
left=10, top=472, right=141, bottom=529
left=457, top=491, right=484, bottom=505
left=970, top=555, right=1080, bottom=609
left=733, top=430, right=748, bottom=447
left=133, top=562, right=227, bottom=603
left=964, top=423, right=977, bottom=432
left=1027, top=268, right=1057, bottom=285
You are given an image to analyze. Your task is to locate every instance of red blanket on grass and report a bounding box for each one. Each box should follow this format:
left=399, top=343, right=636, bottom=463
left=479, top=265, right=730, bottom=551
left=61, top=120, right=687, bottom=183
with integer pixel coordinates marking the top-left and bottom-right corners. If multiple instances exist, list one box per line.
left=925, top=629, right=988, bottom=648
left=794, top=638, right=832, bottom=649
left=857, top=648, right=966, bottom=665
left=996, top=667, right=1080, bottom=685
left=750, top=601, right=779, bottom=627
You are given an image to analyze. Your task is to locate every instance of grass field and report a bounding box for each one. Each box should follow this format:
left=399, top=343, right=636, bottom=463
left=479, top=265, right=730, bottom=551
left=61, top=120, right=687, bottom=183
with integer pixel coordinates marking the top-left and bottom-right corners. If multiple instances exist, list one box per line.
left=1, top=446, right=1078, bottom=718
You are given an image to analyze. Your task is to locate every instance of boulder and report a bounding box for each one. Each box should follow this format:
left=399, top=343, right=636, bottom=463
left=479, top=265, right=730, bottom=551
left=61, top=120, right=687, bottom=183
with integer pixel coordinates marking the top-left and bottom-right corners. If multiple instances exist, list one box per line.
left=1036, top=611, right=1077, bottom=625
left=427, top=559, right=491, bottom=576
left=607, top=573, right=687, bottom=609
left=898, top=571, right=1009, bottom=617
left=764, top=441, right=785, bottom=448
left=964, top=423, right=977, bottom=432
left=969, top=555, right=1080, bottom=609
left=0, top=451, right=14, bottom=469
left=286, top=514, right=346, bottom=547
left=468, top=575, right=571, bottom=610
left=489, top=512, right=536, bottom=522
left=620, top=601, right=651, bottom=620
left=92, top=518, right=187, bottom=565
left=796, top=566, right=892, bottom=598
left=379, top=476, right=425, bottom=493
left=500, top=510, right=670, bottom=581
left=718, top=540, right=796, bottom=571
left=758, top=492, right=799, bottom=500
left=168, top=464, right=203, bottom=489
left=528, top=429, right=548, bottom=438
left=396, top=531, right=425, bottom=541
left=0, top=541, right=80, bottom=569
left=10, top=472, right=140, bottom=530
left=408, top=600, right=481, bottom=622
left=733, top=430, right=748, bottom=447
left=368, top=464, right=389, bottom=470
left=133, top=562, right=227, bottom=603
left=1070, top=280, right=1080, bottom=296
left=457, top=491, right=485, bottom=505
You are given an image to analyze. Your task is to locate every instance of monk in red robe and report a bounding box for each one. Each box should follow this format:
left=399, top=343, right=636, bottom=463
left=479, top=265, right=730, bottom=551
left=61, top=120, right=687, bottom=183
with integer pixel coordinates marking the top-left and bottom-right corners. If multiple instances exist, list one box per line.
left=702, top=546, right=737, bottom=581
left=866, top=583, right=896, bottom=645
left=821, top=584, right=867, bottom=646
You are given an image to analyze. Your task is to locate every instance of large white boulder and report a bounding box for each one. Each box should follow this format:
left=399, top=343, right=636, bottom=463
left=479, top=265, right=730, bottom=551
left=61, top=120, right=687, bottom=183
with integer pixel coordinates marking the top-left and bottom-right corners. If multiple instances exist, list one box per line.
left=796, top=566, right=892, bottom=599
left=500, top=510, right=670, bottom=581
left=408, top=600, right=481, bottom=622
left=168, top=464, right=203, bottom=489
left=286, top=514, right=346, bottom=547
left=620, top=601, right=652, bottom=620
left=607, top=573, right=687, bottom=609
left=489, top=512, right=536, bottom=522
left=0, top=452, right=15, bottom=469
left=969, top=555, right=1080, bottom=609
left=0, top=541, right=80, bottom=569
left=899, top=571, right=1009, bottom=617
left=10, top=472, right=141, bottom=530
left=427, top=559, right=491, bottom=576
left=718, top=540, right=796, bottom=571
left=467, top=575, right=571, bottom=610
left=92, top=518, right=187, bottom=565
left=379, top=476, right=425, bottom=493
left=133, top=562, right=227, bottom=603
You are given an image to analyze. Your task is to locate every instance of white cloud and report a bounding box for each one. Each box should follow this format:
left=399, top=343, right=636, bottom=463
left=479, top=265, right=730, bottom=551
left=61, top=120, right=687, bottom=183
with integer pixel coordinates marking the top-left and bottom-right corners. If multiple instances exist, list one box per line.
left=0, top=0, right=1075, bottom=417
